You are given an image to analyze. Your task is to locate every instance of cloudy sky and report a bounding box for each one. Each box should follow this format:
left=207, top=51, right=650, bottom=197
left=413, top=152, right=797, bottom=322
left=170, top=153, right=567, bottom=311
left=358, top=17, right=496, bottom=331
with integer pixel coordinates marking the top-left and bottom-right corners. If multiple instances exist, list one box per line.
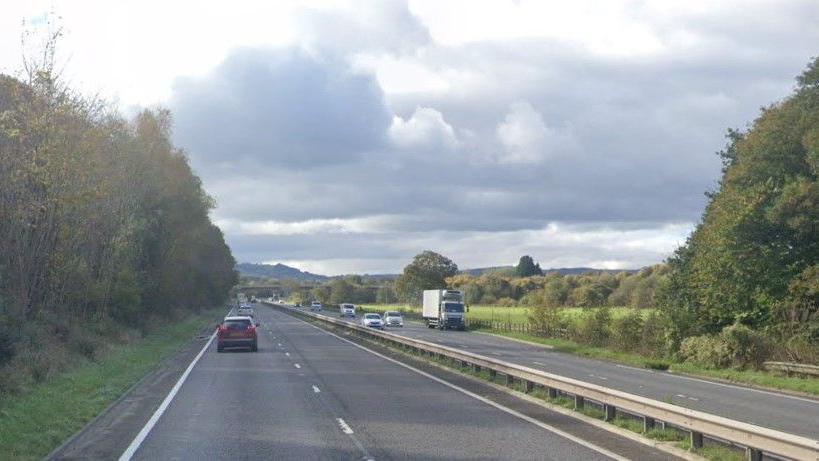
left=2, top=1, right=818, bottom=274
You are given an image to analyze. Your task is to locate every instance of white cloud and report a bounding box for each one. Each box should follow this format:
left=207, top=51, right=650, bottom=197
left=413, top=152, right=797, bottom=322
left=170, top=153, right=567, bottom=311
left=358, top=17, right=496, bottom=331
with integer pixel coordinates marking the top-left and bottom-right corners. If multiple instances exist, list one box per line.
left=495, top=101, right=577, bottom=164
left=389, top=106, right=460, bottom=150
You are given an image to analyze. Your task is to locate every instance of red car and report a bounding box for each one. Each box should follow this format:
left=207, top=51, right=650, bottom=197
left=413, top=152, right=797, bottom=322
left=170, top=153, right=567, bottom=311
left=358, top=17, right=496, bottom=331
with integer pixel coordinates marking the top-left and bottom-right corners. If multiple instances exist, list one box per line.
left=217, top=316, right=258, bottom=352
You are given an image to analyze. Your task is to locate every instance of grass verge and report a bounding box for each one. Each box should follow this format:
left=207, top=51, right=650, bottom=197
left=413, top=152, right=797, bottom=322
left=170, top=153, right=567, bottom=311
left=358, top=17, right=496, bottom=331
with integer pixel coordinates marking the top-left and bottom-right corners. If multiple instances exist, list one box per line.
left=475, top=329, right=819, bottom=396
left=0, top=307, right=223, bottom=461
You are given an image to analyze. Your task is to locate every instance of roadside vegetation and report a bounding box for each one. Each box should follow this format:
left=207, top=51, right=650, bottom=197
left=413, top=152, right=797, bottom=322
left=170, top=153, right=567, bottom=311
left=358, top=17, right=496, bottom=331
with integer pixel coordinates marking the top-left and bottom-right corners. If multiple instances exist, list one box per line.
left=0, top=36, right=236, bottom=398
left=0, top=307, right=223, bottom=461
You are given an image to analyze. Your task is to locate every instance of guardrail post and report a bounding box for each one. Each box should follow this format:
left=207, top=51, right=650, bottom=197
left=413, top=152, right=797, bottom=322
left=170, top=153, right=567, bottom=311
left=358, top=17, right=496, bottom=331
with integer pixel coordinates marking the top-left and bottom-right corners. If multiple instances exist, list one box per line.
left=548, top=387, right=557, bottom=399
left=524, top=380, right=534, bottom=393
left=472, top=364, right=481, bottom=373
left=489, top=369, right=497, bottom=380
left=643, top=416, right=656, bottom=432
left=505, top=374, right=513, bottom=386
left=746, top=447, right=762, bottom=461
left=690, top=431, right=703, bottom=450
left=574, top=395, right=584, bottom=410
left=604, top=404, right=616, bottom=421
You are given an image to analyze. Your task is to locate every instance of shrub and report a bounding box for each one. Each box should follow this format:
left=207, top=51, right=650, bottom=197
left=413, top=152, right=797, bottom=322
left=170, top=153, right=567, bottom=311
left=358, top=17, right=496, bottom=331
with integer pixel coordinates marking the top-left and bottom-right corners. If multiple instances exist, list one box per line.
left=680, top=334, right=730, bottom=369
left=611, top=310, right=643, bottom=352
left=719, top=323, right=771, bottom=369
left=679, top=323, right=772, bottom=369
left=575, top=308, right=612, bottom=347
left=640, top=311, right=668, bottom=358
left=495, top=297, right=517, bottom=307
left=528, top=305, right=563, bottom=337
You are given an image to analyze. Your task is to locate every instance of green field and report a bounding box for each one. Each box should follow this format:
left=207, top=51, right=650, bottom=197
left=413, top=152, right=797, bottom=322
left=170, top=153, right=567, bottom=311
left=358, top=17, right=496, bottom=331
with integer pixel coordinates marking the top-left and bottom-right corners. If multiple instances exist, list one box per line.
left=360, top=304, right=651, bottom=323
left=0, top=307, right=224, bottom=460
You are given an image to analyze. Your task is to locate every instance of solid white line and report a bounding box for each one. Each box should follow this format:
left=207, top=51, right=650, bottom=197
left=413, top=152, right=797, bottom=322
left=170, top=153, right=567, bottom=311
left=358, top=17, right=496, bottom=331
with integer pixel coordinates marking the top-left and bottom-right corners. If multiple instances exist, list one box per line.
left=296, top=318, right=627, bottom=461
left=312, top=385, right=321, bottom=393
left=118, top=330, right=217, bottom=461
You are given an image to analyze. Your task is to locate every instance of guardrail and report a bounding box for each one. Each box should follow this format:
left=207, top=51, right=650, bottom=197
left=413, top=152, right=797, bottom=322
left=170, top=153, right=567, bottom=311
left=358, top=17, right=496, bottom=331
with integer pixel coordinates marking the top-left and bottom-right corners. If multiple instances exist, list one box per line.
left=764, top=362, right=819, bottom=378
left=264, top=301, right=819, bottom=461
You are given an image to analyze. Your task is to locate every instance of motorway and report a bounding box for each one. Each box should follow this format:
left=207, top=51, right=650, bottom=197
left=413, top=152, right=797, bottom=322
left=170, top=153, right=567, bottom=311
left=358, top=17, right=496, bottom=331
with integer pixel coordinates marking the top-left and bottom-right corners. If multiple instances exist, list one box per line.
left=127, top=305, right=679, bottom=460
left=320, top=306, right=819, bottom=439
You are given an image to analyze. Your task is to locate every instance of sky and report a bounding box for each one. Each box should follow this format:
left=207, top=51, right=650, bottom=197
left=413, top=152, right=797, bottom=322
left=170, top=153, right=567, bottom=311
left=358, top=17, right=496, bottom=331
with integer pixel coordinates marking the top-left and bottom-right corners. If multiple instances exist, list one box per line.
left=2, top=1, right=818, bottom=275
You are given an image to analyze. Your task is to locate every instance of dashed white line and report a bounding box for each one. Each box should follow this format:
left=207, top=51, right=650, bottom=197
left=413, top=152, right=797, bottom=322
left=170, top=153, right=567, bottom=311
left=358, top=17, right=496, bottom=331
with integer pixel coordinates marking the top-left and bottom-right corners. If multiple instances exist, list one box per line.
left=337, top=418, right=354, bottom=435
left=676, top=394, right=686, bottom=399
left=294, top=363, right=301, bottom=369
left=285, top=352, right=290, bottom=357
left=533, top=361, right=546, bottom=366
left=312, top=385, right=321, bottom=393
left=297, top=318, right=628, bottom=461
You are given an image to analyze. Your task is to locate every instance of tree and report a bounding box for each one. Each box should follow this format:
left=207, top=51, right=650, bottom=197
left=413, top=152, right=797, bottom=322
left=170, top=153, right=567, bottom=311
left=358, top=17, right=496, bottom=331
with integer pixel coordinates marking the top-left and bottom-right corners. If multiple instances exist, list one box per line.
left=662, top=56, right=819, bottom=342
left=515, top=255, right=543, bottom=277
left=329, top=279, right=355, bottom=305
left=395, top=251, right=458, bottom=304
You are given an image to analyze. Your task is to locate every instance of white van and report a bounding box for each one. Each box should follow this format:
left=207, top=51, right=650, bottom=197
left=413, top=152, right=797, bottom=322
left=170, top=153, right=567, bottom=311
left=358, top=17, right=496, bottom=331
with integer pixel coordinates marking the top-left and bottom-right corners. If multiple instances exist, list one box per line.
left=339, top=303, right=356, bottom=318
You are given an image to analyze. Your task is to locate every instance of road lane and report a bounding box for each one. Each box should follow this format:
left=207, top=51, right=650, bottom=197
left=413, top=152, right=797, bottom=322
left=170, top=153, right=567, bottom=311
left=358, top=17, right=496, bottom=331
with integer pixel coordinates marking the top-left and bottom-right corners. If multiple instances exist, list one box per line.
left=132, top=305, right=653, bottom=460
left=315, top=306, right=819, bottom=439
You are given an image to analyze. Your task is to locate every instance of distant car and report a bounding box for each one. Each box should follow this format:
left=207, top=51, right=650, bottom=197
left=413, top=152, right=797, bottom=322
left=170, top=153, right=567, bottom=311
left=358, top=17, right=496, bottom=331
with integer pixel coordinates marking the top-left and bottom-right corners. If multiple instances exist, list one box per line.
left=339, top=303, right=356, bottom=318
left=383, top=311, right=404, bottom=327
left=361, top=313, right=384, bottom=329
left=310, top=301, right=322, bottom=312
left=294, top=302, right=302, bottom=308
left=237, top=306, right=255, bottom=318
left=217, top=316, right=258, bottom=352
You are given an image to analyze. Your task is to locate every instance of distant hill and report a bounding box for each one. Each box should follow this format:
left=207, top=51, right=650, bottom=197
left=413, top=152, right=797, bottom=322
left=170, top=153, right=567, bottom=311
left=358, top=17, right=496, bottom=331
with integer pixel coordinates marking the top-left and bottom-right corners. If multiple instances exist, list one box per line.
left=236, top=262, right=640, bottom=282
left=462, top=266, right=640, bottom=276
left=236, top=263, right=328, bottom=282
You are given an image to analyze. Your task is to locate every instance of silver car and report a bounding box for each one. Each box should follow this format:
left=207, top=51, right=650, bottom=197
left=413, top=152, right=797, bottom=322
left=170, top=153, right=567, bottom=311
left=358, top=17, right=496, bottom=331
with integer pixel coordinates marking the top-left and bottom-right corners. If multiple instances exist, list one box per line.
left=361, top=313, right=384, bottom=329
left=383, top=311, right=404, bottom=327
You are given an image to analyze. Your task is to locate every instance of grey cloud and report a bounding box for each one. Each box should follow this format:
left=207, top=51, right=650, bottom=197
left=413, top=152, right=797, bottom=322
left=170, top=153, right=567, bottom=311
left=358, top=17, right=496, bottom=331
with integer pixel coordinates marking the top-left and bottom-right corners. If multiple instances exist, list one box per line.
left=171, top=47, right=391, bottom=173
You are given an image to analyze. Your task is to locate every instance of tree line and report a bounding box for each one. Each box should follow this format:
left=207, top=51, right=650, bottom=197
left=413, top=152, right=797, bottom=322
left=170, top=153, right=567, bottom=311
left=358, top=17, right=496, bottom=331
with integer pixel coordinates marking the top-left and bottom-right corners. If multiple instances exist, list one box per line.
left=0, top=58, right=236, bottom=387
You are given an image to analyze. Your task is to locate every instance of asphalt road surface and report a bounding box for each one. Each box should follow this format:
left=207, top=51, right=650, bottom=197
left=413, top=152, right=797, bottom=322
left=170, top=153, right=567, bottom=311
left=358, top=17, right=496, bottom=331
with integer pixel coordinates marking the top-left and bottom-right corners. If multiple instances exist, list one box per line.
left=320, top=306, right=819, bottom=439
left=128, top=306, right=674, bottom=460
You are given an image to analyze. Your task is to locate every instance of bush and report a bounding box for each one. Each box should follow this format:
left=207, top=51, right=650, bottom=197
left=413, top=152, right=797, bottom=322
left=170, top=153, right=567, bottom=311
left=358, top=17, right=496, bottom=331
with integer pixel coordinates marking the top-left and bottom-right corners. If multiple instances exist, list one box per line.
left=611, top=310, right=643, bottom=352
left=495, top=297, right=517, bottom=307
left=528, top=305, right=563, bottom=337
left=680, top=323, right=771, bottom=369
left=680, top=334, right=730, bottom=369
left=640, top=311, right=668, bottom=358
left=575, top=308, right=612, bottom=347
left=720, top=323, right=771, bottom=369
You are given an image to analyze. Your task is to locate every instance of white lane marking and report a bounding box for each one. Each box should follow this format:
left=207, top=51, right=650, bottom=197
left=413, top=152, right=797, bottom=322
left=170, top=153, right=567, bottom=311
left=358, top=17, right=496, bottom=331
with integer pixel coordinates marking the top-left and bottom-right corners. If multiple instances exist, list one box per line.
left=312, top=385, right=321, bottom=393
left=285, top=352, right=291, bottom=357
left=118, top=329, right=217, bottom=461
left=296, top=318, right=627, bottom=461
left=294, top=363, right=301, bottom=369
left=676, top=394, right=686, bottom=399
left=277, top=343, right=282, bottom=347
left=337, top=418, right=354, bottom=434
left=688, top=397, right=699, bottom=402
left=533, top=361, right=546, bottom=366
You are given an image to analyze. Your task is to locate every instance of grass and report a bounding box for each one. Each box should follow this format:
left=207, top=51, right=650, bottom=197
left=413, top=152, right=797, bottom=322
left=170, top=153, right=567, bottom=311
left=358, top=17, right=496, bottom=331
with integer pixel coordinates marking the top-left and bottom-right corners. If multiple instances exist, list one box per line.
left=361, top=304, right=653, bottom=323
left=0, top=307, right=224, bottom=461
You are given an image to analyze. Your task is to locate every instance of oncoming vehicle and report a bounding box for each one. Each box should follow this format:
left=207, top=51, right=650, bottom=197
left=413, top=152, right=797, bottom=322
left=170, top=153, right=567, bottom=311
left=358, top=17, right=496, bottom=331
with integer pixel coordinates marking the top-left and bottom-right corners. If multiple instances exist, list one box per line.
left=310, top=301, right=322, bottom=311
left=217, top=316, right=258, bottom=352
left=383, top=311, right=403, bottom=327
left=361, top=313, right=384, bottom=329
left=339, top=303, right=356, bottom=318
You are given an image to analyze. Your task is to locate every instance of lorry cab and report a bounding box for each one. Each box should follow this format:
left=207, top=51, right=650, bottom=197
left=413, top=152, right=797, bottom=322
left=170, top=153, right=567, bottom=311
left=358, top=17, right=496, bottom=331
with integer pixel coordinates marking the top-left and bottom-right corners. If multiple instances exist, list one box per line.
left=423, top=289, right=466, bottom=330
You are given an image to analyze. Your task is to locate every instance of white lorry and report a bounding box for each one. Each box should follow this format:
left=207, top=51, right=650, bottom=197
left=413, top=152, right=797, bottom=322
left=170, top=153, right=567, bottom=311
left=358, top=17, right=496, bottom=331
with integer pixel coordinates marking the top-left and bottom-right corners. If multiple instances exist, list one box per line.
left=422, top=289, right=466, bottom=330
